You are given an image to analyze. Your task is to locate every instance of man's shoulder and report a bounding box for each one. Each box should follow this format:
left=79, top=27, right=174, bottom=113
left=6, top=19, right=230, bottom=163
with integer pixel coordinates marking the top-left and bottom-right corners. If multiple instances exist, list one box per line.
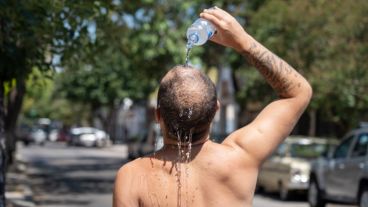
left=114, top=159, right=147, bottom=206
left=117, top=157, right=151, bottom=176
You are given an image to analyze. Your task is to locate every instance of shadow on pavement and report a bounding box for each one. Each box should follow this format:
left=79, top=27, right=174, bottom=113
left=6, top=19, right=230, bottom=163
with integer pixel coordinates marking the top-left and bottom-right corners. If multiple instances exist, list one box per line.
left=26, top=151, right=128, bottom=206
left=255, top=191, right=307, bottom=202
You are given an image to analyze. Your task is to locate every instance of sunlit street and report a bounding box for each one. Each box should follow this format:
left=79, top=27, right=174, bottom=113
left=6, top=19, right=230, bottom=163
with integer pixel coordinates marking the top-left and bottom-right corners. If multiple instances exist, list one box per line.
left=1, top=1, right=368, bottom=207
left=7, top=142, right=358, bottom=207
left=15, top=142, right=127, bottom=207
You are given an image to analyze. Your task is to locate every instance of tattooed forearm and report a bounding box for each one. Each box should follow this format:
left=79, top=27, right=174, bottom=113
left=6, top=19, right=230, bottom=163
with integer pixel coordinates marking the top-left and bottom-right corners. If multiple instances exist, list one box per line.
left=241, top=41, right=300, bottom=98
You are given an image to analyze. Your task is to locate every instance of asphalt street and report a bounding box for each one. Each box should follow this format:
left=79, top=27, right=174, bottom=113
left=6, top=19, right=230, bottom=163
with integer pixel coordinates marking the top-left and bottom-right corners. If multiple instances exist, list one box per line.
left=19, top=142, right=127, bottom=207
left=253, top=193, right=356, bottom=207
left=18, top=142, right=356, bottom=207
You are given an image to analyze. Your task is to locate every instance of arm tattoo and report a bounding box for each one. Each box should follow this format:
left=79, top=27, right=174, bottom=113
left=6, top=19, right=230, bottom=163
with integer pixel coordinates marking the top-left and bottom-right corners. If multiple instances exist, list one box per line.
left=242, top=41, right=299, bottom=97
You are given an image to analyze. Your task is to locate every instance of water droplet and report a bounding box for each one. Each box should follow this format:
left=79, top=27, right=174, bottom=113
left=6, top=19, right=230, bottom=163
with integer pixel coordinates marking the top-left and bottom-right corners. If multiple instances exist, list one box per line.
left=188, top=108, right=193, bottom=119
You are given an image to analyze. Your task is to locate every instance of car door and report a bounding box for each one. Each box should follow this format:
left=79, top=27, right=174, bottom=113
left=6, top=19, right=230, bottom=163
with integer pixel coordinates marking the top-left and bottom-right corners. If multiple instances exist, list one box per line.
left=325, top=134, right=355, bottom=197
left=343, top=132, right=368, bottom=199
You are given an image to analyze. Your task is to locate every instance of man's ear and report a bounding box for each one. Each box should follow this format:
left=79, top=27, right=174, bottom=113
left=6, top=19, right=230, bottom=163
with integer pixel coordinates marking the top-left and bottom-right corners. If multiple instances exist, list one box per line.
left=216, top=100, right=220, bottom=111
left=155, top=108, right=161, bottom=122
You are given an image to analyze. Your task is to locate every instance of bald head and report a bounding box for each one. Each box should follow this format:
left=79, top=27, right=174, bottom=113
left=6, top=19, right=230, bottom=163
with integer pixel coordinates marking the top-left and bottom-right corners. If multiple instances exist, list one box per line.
left=157, top=65, right=217, bottom=143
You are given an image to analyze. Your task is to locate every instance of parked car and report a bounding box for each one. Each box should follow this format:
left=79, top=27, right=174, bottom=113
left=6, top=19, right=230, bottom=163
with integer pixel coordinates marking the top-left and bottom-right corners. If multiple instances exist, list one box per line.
left=57, top=128, right=71, bottom=142
left=309, top=126, right=368, bottom=207
left=29, top=128, right=47, bottom=145
left=17, top=124, right=33, bottom=146
left=68, top=127, right=110, bottom=147
left=257, top=136, right=337, bottom=200
left=48, top=129, right=59, bottom=142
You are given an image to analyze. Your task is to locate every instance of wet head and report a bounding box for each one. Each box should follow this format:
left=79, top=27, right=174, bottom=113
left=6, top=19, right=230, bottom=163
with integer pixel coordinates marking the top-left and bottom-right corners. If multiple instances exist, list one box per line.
left=157, top=65, right=218, bottom=144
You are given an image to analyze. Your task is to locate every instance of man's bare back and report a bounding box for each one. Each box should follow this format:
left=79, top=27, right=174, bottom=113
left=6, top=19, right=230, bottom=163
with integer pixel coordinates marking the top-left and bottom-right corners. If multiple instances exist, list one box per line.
left=116, top=140, right=259, bottom=207
left=114, top=7, right=312, bottom=207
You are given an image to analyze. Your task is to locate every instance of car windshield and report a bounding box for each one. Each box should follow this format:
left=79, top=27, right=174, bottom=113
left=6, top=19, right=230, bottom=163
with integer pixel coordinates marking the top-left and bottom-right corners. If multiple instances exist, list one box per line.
left=289, top=143, right=328, bottom=159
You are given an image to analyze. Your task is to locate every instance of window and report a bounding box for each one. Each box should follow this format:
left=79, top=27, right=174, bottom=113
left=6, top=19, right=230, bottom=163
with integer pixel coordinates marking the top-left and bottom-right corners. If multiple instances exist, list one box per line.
left=351, top=133, right=368, bottom=158
left=290, top=143, right=327, bottom=159
left=333, top=135, right=355, bottom=159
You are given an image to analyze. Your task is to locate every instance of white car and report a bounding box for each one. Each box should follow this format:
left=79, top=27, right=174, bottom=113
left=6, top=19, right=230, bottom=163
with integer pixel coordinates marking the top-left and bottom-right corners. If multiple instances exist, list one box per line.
left=68, top=127, right=110, bottom=147
left=30, top=128, right=47, bottom=145
left=257, top=136, right=337, bottom=200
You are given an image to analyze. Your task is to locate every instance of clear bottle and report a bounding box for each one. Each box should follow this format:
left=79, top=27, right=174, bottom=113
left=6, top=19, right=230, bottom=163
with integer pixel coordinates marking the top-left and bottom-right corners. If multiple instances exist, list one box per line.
left=186, top=18, right=216, bottom=48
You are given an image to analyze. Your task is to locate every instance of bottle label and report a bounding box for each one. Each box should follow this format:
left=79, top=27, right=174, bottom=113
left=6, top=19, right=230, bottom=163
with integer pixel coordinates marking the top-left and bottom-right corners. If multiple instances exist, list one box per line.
left=208, top=31, right=213, bottom=39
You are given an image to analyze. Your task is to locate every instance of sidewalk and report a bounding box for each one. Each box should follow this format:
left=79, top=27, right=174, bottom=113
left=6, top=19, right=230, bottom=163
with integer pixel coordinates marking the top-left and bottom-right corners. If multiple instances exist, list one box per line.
left=5, top=145, right=35, bottom=207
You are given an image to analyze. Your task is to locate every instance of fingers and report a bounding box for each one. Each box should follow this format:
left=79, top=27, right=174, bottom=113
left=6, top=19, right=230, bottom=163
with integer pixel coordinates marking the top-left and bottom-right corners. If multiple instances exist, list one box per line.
left=210, top=7, right=231, bottom=18
left=200, top=7, right=236, bottom=30
left=202, top=7, right=223, bottom=19
left=202, top=7, right=232, bottom=20
left=199, top=12, right=222, bottom=29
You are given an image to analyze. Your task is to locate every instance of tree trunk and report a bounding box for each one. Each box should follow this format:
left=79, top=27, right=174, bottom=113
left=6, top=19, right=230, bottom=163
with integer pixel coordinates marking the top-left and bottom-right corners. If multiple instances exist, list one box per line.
left=0, top=80, right=7, bottom=206
left=5, top=77, right=26, bottom=166
left=308, top=109, right=317, bottom=137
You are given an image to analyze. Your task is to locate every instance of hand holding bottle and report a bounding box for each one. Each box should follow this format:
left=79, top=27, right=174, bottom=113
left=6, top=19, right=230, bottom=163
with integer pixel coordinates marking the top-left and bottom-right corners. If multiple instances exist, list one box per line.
left=186, top=18, right=216, bottom=47
left=200, top=7, right=250, bottom=52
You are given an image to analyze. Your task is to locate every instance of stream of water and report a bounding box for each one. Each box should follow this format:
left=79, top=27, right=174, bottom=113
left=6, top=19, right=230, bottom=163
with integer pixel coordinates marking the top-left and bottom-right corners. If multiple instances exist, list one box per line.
left=185, top=41, right=194, bottom=67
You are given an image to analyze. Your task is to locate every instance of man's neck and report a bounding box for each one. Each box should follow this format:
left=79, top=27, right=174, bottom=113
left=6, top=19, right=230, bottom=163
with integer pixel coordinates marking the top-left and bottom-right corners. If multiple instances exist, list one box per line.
left=163, top=136, right=211, bottom=148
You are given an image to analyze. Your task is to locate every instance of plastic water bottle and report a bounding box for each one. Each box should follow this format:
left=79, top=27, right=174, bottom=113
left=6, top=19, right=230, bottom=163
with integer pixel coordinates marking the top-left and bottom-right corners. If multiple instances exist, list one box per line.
left=186, top=18, right=216, bottom=48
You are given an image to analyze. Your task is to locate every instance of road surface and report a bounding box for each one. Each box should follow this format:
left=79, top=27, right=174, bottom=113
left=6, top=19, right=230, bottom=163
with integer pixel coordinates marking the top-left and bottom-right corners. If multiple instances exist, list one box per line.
left=18, top=142, right=356, bottom=207
left=253, top=193, right=356, bottom=207
left=20, top=142, right=127, bottom=207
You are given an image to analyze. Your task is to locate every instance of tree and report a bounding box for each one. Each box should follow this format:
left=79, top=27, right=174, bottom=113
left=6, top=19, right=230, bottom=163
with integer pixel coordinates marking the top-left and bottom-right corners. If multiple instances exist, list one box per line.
left=55, top=1, right=245, bottom=137
left=243, top=0, right=368, bottom=136
left=0, top=1, right=57, bottom=204
left=0, top=0, right=116, bottom=204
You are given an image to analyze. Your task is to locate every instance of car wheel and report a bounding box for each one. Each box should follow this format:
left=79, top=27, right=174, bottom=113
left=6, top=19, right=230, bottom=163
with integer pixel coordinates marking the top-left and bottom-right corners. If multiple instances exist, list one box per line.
left=23, top=140, right=30, bottom=146
left=279, top=182, right=289, bottom=201
left=308, top=179, right=326, bottom=207
left=97, top=139, right=107, bottom=148
left=360, top=186, right=368, bottom=207
left=95, top=140, right=103, bottom=148
left=67, top=141, right=73, bottom=146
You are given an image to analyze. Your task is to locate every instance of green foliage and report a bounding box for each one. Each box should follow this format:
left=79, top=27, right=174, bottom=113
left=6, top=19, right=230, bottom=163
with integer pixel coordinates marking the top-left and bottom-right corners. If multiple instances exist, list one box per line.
left=2, top=0, right=367, bottom=135
left=245, top=0, right=368, bottom=130
left=56, top=0, right=253, bottom=111
left=22, top=69, right=90, bottom=126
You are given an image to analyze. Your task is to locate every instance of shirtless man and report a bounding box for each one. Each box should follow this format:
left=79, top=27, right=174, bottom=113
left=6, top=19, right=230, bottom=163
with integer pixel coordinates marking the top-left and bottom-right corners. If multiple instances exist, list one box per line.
left=113, top=7, right=312, bottom=207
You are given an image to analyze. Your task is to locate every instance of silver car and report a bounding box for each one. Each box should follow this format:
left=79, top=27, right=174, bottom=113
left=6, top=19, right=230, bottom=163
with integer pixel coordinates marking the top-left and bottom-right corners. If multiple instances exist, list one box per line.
left=30, top=128, right=47, bottom=145
left=309, top=126, right=368, bottom=207
left=68, top=127, right=110, bottom=147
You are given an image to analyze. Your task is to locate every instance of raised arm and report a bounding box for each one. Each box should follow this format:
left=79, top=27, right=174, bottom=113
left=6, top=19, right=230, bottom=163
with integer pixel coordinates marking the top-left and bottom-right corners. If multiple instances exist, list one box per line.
left=200, top=8, right=312, bottom=165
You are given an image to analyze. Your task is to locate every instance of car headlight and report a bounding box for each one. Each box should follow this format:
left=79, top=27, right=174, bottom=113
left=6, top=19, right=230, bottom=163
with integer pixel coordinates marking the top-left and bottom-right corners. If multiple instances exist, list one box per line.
left=290, top=168, right=309, bottom=183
